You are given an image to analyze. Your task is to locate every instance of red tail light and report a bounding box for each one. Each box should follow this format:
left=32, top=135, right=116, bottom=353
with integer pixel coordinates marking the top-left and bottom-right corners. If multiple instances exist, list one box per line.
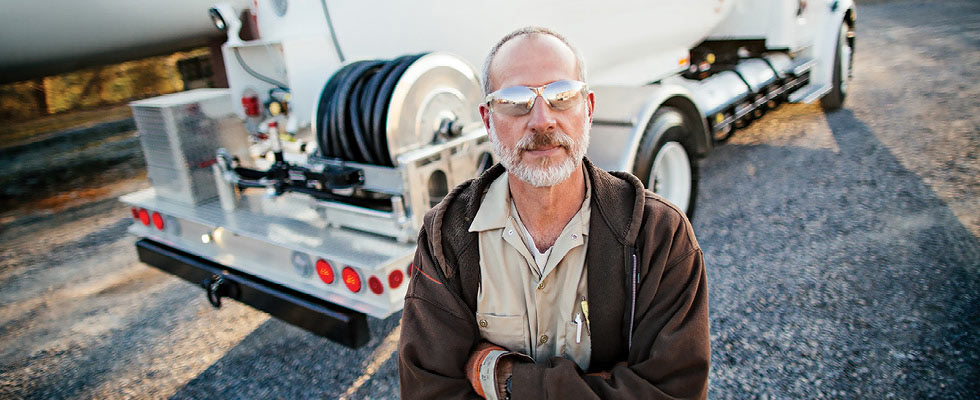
left=368, top=276, right=384, bottom=295
left=342, top=267, right=361, bottom=293
left=151, top=212, right=165, bottom=230
left=388, top=269, right=404, bottom=289
left=316, top=259, right=335, bottom=284
left=138, top=209, right=150, bottom=226
left=131, top=207, right=140, bottom=220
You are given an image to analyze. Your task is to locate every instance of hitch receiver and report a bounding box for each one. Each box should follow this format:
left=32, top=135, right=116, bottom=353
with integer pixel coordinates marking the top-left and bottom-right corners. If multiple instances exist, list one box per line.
left=136, top=239, right=371, bottom=348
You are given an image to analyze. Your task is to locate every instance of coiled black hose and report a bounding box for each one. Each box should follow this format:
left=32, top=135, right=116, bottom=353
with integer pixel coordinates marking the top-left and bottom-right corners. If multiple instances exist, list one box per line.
left=315, top=54, right=425, bottom=166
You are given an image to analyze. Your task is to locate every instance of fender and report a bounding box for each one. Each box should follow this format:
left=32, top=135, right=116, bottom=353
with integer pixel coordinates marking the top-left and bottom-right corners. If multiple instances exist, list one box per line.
left=587, top=84, right=709, bottom=172
left=809, top=0, right=856, bottom=96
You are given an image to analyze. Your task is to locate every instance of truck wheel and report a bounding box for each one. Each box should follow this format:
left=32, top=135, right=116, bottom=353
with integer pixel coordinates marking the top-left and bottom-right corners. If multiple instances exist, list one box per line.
left=633, top=107, right=698, bottom=219
left=821, top=22, right=853, bottom=110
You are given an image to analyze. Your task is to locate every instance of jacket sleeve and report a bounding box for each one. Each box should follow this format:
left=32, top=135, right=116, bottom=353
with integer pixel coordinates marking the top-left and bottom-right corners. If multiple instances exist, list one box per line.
left=510, top=205, right=710, bottom=399
left=398, top=226, right=482, bottom=400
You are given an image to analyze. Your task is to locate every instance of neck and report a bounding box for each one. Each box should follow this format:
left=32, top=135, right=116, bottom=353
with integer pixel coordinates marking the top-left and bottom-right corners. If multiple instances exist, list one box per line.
left=509, top=163, right=586, bottom=252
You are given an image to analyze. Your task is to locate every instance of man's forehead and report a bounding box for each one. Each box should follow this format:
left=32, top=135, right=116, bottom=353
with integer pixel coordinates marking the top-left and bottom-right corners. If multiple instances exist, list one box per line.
left=489, top=34, right=578, bottom=89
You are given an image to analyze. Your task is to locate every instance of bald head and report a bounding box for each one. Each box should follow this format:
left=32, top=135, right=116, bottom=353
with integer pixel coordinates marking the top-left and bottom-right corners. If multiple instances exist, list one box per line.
left=481, top=27, right=587, bottom=95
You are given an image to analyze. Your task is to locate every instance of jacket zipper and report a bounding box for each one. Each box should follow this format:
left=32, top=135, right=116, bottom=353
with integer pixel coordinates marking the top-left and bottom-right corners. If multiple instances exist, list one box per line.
left=628, top=249, right=638, bottom=351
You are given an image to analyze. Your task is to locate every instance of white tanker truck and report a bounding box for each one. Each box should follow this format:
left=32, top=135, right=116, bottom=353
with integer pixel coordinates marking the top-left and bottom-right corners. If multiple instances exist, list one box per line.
left=118, top=0, right=855, bottom=347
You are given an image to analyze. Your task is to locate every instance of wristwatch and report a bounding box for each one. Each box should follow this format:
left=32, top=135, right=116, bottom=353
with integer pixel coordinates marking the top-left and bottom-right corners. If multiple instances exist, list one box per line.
left=505, top=375, right=513, bottom=400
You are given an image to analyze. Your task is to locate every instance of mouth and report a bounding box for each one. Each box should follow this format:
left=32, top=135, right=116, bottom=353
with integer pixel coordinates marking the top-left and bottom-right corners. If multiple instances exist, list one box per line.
left=512, top=131, right=575, bottom=162
left=526, top=144, right=561, bottom=152
left=521, top=144, right=566, bottom=157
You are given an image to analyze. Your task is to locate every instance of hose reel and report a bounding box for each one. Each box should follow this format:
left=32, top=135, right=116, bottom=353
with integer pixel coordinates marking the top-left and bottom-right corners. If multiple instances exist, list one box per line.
left=314, top=52, right=482, bottom=166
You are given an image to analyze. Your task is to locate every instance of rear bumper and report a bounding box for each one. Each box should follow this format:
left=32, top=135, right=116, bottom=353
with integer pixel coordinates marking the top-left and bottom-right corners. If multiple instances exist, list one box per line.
left=136, top=238, right=370, bottom=348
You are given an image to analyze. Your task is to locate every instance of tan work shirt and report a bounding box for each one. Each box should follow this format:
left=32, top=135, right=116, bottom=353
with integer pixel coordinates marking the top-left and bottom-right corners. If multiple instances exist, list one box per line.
left=469, top=171, right=592, bottom=371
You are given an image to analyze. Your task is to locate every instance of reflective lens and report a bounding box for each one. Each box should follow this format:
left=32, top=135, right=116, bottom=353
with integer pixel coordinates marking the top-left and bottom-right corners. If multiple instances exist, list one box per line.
left=486, top=80, right=587, bottom=116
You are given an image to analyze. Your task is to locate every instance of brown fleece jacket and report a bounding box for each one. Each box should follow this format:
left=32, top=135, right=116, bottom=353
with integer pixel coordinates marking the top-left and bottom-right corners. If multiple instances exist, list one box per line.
left=398, top=159, right=709, bottom=399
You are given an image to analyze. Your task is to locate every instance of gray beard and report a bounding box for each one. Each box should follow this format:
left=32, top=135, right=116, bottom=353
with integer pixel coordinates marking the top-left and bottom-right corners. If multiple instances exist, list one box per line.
left=488, top=117, right=591, bottom=188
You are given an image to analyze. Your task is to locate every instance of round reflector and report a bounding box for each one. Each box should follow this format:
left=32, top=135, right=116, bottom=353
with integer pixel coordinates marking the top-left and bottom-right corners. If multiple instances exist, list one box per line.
left=316, top=259, right=335, bottom=284
left=131, top=207, right=140, bottom=220
left=138, top=209, right=150, bottom=226
left=290, top=251, right=313, bottom=278
left=342, top=267, right=361, bottom=293
left=388, top=269, right=404, bottom=289
left=368, top=276, right=384, bottom=295
left=151, top=212, right=165, bottom=230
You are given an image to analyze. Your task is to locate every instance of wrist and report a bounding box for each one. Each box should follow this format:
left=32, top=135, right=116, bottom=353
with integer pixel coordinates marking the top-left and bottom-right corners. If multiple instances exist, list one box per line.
left=477, top=349, right=510, bottom=400
left=466, top=343, right=507, bottom=398
left=495, top=357, right=514, bottom=399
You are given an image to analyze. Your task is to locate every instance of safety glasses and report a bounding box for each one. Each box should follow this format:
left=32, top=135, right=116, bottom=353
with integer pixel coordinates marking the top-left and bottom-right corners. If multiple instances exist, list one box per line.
left=485, top=79, right=588, bottom=116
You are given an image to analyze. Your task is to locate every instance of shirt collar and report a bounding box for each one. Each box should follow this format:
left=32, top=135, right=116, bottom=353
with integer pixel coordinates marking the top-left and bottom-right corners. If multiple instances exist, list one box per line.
left=468, top=168, right=592, bottom=234
left=468, top=172, right=511, bottom=232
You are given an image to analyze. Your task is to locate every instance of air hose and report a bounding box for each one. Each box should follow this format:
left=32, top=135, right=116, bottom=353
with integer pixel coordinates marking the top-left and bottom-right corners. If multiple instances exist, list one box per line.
left=315, top=54, right=426, bottom=166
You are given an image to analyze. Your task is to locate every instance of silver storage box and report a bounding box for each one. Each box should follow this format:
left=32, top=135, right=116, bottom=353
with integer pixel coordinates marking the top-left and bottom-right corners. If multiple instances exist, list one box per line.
left=130, top=89, right=250, bottom=205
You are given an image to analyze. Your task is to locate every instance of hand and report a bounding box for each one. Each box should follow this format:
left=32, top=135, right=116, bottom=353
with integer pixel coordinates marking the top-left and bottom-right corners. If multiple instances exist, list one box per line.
left=465, top=341, right=507, bottom=398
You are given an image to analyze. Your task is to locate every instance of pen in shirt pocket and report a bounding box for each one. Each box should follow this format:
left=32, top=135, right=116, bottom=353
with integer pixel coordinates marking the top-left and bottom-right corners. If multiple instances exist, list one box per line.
left=580, top=296, right=591, bottom=336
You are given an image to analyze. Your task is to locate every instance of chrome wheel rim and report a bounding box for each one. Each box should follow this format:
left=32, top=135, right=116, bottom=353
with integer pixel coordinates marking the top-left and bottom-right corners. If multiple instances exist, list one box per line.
left=651, top=141, right=692, bottom=214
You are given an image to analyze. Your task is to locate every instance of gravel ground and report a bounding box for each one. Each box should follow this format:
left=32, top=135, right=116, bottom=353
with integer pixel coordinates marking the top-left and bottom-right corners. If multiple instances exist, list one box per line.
left=1, top=0, right=977, bottom=399
left=701, top=1, right=980, bottom=397
left=0, top=118, right=144, bottom=220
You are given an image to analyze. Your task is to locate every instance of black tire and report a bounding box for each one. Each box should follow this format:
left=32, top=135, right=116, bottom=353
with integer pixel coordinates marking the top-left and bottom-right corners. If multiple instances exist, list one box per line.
left=632, top=107, right=699, bottom=220
left=821, top=22, right=851, bottom=110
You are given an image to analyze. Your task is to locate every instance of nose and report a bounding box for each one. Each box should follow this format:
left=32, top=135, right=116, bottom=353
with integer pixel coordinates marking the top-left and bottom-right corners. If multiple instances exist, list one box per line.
left=526, top=96, right=557, bottom=134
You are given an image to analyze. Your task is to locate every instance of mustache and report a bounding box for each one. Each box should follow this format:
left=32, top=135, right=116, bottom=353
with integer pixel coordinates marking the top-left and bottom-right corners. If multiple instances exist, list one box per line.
left=516, top=131, right=574, bottom=154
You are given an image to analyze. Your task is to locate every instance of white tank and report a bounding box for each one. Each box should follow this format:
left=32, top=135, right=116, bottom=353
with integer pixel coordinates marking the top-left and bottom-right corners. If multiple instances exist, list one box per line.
left=264, top=0, right=735, bottom=86
left=226, top=0, right=734, bottom=130
left=0, top=0, right=250, bottom=83
left=2, top=0, right=733, bottom=86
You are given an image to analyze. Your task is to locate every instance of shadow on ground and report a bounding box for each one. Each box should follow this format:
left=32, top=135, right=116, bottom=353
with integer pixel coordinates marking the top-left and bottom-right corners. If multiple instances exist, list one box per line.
left=171, top=312, right=402, bottom=400
left=698, top=108, right=979, bottom=398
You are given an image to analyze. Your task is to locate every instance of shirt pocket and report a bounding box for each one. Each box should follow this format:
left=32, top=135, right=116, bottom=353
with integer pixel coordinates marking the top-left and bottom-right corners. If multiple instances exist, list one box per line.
left=476, top=312, right=528, bottom=355
left=563, top=321, right=591, bottom=371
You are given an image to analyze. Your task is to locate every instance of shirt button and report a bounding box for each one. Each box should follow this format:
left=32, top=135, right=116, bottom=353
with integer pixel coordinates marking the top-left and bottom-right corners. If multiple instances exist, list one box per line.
left=479, top=319, right=488, bottom=328
left=539, top=335, right=549, bottom=345
left=572, top=234, right=578, bottom=239
left=508, top=229, right=514, bottom=236
left=537, top=282, right=545, bottom=290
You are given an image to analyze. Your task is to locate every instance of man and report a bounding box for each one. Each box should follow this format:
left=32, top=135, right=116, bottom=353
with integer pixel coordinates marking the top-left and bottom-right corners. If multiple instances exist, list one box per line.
left=398, top=27, right=709, bottom=399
